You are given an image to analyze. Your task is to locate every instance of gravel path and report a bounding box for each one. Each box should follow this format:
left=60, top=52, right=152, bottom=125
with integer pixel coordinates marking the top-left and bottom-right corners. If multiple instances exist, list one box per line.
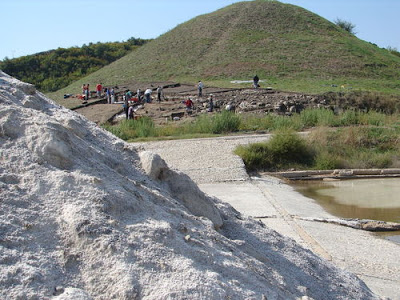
left=134, top=134, right=272, bottom=184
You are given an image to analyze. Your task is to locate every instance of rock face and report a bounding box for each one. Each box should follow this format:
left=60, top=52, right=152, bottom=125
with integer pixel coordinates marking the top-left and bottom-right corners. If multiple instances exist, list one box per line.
left=0, top=71, right=378, bottom=299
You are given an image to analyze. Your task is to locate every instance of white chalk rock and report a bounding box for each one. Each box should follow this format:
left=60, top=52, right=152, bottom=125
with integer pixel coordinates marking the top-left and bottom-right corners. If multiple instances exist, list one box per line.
left=53, top=288, right=93, bottom=300
left=139, top=151, right=223, bottom=228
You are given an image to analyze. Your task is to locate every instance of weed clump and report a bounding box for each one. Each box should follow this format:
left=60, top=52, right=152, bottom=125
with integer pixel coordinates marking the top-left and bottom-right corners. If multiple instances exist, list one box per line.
left=234, top=130, right=314, bottom=171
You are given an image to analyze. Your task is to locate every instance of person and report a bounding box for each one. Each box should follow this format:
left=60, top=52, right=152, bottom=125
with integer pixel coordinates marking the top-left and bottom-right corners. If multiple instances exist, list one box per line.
left=157, top=86, right=163, bottom=102
left=86, top=84, right=90, bottom=100
left=125, top=89, right=132, bottom=101
left=137, top=88, right=141, bottom=102
left=198, top=81, right=204, bottom=97
left=124, top=90, right=132, bottom=119
left=96, top=83, right=102, bottom=98
left=184, top=98, right=194, bottom=111
left=253, top=75, right=260, bottom=89
left=105, top=87, right=111, bottom=104
left=208, top=94, right=214, bottom=112
left=110, top=88, right=115, bottom=103
left=144, top=88, right=152, bottom=103
left=82, top=84, right=89, bottom=100
left=128, top=103, right=135, bottom=119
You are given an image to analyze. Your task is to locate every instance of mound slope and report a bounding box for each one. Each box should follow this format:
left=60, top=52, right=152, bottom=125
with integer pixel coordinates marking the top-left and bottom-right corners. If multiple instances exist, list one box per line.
left=52, top=0, right=400, bottom=98
left=0, top=71, right=377, bottom=299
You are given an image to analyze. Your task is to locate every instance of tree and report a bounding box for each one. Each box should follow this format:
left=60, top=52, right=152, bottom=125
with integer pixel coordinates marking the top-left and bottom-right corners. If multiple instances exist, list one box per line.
left=334, top=18, right=356, bottom=35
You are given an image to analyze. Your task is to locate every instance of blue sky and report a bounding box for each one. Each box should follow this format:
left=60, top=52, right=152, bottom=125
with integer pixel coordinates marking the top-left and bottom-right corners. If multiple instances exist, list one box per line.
left=2, top=0, right=399, bottom=60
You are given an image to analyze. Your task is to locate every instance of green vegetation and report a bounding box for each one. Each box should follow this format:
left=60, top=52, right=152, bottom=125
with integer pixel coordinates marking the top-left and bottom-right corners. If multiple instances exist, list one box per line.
left=188, top=111, right=241, bottom=134
left=0, top=37, right=150, bottom=92
left=49, top=0, right=400, bottom=102
left=235, top=127, right=400, bottom=172
left=104, top=117, right=157, bottom=140
left=103, top=108, right=400, bottom=139
left=103, top=111, right=241, bottom=141
left=334, top=18, right=356, bottom=35
left=103, top=108, right=400, bottom=171
left=234, top=130, right=313, bottom=171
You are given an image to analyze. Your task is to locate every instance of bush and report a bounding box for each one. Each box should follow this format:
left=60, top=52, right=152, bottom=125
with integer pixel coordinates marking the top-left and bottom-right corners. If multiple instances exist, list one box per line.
left=234, top=142, right=271, bottom=171
left=334, top=18, right=357, bottom=34
left=234, top=130, right=314, bottom=171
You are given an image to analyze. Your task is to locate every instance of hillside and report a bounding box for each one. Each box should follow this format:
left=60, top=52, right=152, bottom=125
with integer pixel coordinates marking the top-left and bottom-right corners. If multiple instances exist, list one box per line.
left=0, top=38, right=149, bottom=92
left=50, top=0, right=400, bottom=101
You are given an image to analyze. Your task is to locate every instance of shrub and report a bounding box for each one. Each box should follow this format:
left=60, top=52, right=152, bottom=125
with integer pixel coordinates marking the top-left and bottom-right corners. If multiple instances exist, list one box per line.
left=334, top=18, right=357, bottom=34
left=234, top=143, right=271, bottom=171
left=267, top=130, right=314, bottom=168
left=234, top=130, right=314, bottom=171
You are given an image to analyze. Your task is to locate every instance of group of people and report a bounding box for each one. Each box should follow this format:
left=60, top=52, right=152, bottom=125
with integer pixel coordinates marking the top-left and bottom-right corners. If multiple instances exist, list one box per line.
left=123, top=87, right=160, bottom=119
left=184, top=94, right=214, bottom=113
left=85, top=76, right=261, bottom=120
left=82, top=83, right=116, bottom=104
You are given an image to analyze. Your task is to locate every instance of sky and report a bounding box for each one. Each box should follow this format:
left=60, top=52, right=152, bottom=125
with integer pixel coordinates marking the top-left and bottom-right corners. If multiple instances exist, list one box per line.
left=2, top=0, right=399, bottom=60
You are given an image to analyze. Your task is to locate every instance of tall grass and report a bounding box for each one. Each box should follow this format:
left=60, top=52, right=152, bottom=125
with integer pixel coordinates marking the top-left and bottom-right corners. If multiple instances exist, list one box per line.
left=235, top=126, right=400, bottom=172
left=103, top=117, right=157, bottom=140
left=189, top=110, right=241, bottom=134
left=104, top=109, right=400, bottom=141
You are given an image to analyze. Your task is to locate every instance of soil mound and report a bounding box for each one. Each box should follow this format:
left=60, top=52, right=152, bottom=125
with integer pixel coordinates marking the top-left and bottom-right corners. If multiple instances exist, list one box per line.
left=0, top=71, right=377, bottom=299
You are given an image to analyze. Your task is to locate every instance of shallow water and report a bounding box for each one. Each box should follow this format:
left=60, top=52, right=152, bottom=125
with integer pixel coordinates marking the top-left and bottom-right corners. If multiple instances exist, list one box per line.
left=293, top=178, right=400, bottom=243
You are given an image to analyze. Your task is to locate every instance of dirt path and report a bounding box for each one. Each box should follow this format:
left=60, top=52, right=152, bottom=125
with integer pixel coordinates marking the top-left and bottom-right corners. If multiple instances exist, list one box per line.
left=74, top=103, right=124, bottom=124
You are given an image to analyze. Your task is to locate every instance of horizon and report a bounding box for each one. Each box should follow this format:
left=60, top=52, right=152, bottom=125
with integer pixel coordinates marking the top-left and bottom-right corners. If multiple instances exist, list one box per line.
left=2, top=0, right=400, bottom=60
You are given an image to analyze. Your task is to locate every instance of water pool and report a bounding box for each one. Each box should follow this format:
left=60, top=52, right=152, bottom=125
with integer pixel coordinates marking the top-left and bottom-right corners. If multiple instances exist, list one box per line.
left=293, top=178, right=400, bottom=243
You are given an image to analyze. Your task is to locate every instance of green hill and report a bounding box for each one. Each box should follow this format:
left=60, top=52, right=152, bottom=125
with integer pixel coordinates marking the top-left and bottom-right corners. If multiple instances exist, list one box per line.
left=50, top=0, right=400, bottom=100
left=0, top=38, right=149, bottom=92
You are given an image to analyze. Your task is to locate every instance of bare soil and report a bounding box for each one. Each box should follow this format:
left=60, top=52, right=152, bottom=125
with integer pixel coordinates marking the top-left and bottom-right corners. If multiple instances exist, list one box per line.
left=73, top=82, right=324, bottom=125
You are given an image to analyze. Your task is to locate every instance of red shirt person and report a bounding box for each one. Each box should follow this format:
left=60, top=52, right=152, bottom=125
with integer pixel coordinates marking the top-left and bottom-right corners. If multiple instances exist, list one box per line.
left=96, top=83, right=102, bottom=98
left=185, top=99, right=193, bottom=110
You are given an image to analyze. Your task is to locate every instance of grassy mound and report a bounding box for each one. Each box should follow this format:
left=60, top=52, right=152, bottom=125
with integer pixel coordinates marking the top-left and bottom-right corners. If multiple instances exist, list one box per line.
left=49, top=0, right=400, bottom=101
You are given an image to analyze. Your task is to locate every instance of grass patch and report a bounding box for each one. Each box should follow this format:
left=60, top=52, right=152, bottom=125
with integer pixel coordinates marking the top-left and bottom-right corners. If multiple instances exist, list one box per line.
left=103, top=117, right=156, bottom=140
left=189, top=110, right=241, bottom=134
left=104, top=109, right=400, bottom=142
left=235, top=130, right=314, bottom=171
left=235, top=126, right=400, bottom=171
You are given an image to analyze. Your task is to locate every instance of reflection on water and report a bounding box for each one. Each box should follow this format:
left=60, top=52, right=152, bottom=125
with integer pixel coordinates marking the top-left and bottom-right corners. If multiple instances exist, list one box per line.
left=293, top=178, right=400, bottom=243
